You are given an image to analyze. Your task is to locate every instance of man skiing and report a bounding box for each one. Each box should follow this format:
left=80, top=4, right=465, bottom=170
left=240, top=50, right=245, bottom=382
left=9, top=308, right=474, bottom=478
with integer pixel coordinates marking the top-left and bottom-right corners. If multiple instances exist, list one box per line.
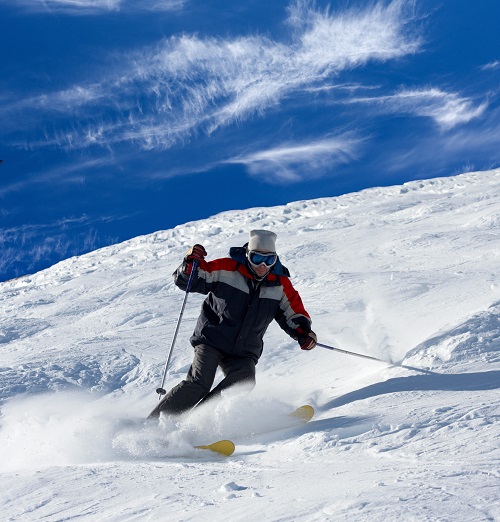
left=149, top=229, right=316, bottom=418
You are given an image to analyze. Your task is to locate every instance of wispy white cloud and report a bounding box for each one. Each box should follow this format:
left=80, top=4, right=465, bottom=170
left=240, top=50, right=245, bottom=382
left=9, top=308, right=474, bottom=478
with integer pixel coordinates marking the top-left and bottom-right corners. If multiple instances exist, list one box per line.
left=443, top=105, right=500, bottom=152
left=11, top=0, right=184, bottom=14
left=287, top=0, right=420, bottom=65
left=480, top=60, right=500, bottom=71
left=0, top=214, right=124, bottom=280
left=0, top=157, right=114, bottom=197
left=378, top=105, right=500, bottom=176
left=225, top=134, right=364, bottom=183
left=2, top=0, right=422, bottom=151
left=302, top=83, right=382, bottom=94
left=347, top=88, right=487, bottom=130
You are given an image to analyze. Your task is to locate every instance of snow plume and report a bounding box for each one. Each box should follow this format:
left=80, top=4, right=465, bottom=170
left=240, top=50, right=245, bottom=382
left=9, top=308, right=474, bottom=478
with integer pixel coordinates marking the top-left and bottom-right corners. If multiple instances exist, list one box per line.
left=0, top=392, right=118, bottom=471
left=0, top=392, right=190, bottom=471
left=0, top=381, right=305, bottom=471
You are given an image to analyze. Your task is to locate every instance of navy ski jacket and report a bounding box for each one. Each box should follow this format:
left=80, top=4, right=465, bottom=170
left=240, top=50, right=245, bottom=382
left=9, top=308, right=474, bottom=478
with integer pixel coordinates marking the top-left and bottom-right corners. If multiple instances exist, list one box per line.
left=173, top=246, right=312, bottom=362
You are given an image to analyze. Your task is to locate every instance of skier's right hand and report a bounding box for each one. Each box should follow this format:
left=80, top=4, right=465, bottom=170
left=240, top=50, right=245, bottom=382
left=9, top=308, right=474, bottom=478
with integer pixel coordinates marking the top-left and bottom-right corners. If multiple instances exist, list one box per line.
left=184, top=244, right=207, bottom=274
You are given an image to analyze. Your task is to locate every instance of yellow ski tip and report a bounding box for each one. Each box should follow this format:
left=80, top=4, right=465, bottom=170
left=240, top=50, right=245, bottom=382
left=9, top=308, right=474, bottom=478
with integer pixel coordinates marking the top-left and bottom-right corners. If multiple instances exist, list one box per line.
left=195, top=439, right=235, bottom=456
left=289, top=405, right=315, bottom=422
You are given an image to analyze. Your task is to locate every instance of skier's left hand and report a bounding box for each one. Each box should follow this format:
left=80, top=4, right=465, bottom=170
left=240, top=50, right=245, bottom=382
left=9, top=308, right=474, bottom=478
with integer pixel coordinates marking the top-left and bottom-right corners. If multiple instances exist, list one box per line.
left=297, top=329, right=317, bottom=350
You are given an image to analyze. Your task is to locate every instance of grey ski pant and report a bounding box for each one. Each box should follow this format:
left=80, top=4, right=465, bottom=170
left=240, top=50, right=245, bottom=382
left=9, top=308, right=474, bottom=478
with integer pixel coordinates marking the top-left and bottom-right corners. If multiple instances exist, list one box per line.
left=149, top=344, right=256, bottom=417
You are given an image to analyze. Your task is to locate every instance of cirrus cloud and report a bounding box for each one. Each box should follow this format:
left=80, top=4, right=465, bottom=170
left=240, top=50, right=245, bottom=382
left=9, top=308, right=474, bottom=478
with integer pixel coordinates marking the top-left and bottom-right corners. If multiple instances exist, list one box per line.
left=9, top=0, right=184, bottom=14
left=225, top=134, right=364, bottom=183
left=346, top=88, right=487, bottom=131
left=1, top=0, right=422, bottom=151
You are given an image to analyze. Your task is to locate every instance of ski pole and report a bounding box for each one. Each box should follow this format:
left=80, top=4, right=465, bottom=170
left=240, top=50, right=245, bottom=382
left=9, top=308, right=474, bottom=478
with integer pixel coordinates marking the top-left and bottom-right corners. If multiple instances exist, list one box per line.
left=155, top=260, right=198, bottom=398
left=317, top=342, right=436, bottom=375
left=317, top=342, right=388, bottom=363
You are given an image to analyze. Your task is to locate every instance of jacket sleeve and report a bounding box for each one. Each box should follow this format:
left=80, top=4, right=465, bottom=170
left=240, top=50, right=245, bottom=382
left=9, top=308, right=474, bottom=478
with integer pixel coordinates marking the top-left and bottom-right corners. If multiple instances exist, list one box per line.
left=275, top=277, right=312, bottom=338
left=172, top=259, right=211, bottom=295
left=173, top=257, right=238, bottom=295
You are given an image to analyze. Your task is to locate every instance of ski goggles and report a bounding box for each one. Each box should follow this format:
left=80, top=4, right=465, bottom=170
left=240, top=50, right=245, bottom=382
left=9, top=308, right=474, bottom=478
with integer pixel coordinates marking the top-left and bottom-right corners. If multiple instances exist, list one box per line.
left=248, top=251, right=277, bottom=267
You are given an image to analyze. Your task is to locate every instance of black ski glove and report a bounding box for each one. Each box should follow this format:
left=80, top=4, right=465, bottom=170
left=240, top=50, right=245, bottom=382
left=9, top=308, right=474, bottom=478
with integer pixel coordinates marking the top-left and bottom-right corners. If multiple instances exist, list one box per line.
left=296, top=328, right=317, bottom=350
left=184, top=244, right=207, bottom=274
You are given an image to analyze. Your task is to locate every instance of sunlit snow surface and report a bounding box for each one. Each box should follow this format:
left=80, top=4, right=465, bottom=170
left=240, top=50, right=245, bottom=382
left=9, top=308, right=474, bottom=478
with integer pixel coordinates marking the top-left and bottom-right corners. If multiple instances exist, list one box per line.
left=1, top=170, right=499, bottom=521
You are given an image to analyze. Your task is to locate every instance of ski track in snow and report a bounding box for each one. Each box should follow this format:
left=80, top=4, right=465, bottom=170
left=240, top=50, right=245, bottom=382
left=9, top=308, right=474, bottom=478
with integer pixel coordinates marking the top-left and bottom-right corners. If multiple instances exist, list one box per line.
left=0, top=169, right=499, bottom=521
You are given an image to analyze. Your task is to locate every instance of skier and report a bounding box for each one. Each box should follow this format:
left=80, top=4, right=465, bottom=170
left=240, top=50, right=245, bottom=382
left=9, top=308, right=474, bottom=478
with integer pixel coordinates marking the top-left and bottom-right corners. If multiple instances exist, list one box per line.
left=149, top=229, right=316, bottom=418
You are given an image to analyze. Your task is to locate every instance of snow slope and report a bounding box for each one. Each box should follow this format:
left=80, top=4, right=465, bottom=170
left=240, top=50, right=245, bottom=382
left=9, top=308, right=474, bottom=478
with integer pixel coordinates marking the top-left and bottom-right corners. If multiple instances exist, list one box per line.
left=1, top=169, right=499, bottom=521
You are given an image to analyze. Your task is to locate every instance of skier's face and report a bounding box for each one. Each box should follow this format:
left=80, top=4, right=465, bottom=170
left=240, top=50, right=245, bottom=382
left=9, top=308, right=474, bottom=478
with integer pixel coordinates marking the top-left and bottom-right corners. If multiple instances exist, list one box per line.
left=247, top=249, right=277, bottom=278
left=253, top=262, right=271, bottom=278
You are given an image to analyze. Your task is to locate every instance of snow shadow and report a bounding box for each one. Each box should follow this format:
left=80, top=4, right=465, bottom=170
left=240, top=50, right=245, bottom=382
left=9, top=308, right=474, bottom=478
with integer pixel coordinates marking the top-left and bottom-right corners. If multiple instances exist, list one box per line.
left=306, top=415, right=375, bottom=435
left=322, top=370, right=500, bottom=410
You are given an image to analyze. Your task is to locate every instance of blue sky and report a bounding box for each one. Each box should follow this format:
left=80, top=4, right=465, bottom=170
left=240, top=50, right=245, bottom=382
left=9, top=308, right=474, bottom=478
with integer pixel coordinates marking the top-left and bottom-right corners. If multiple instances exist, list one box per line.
left=1, top=0, right=499, bottom=281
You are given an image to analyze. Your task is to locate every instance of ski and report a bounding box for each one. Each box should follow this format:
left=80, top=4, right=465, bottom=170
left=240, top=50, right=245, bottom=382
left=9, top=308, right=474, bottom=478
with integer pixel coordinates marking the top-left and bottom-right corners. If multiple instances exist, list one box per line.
left=289, top=404, right=314, bottom=423
left=192, top=407, right=313, bottom=456
left=195, top=439, right=235, bottom=456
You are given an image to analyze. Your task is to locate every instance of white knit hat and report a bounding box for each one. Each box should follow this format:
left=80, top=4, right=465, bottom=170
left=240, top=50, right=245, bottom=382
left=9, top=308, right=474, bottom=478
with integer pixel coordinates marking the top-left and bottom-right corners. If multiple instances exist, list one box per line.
left=248, top=229, right=277, bottom=253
